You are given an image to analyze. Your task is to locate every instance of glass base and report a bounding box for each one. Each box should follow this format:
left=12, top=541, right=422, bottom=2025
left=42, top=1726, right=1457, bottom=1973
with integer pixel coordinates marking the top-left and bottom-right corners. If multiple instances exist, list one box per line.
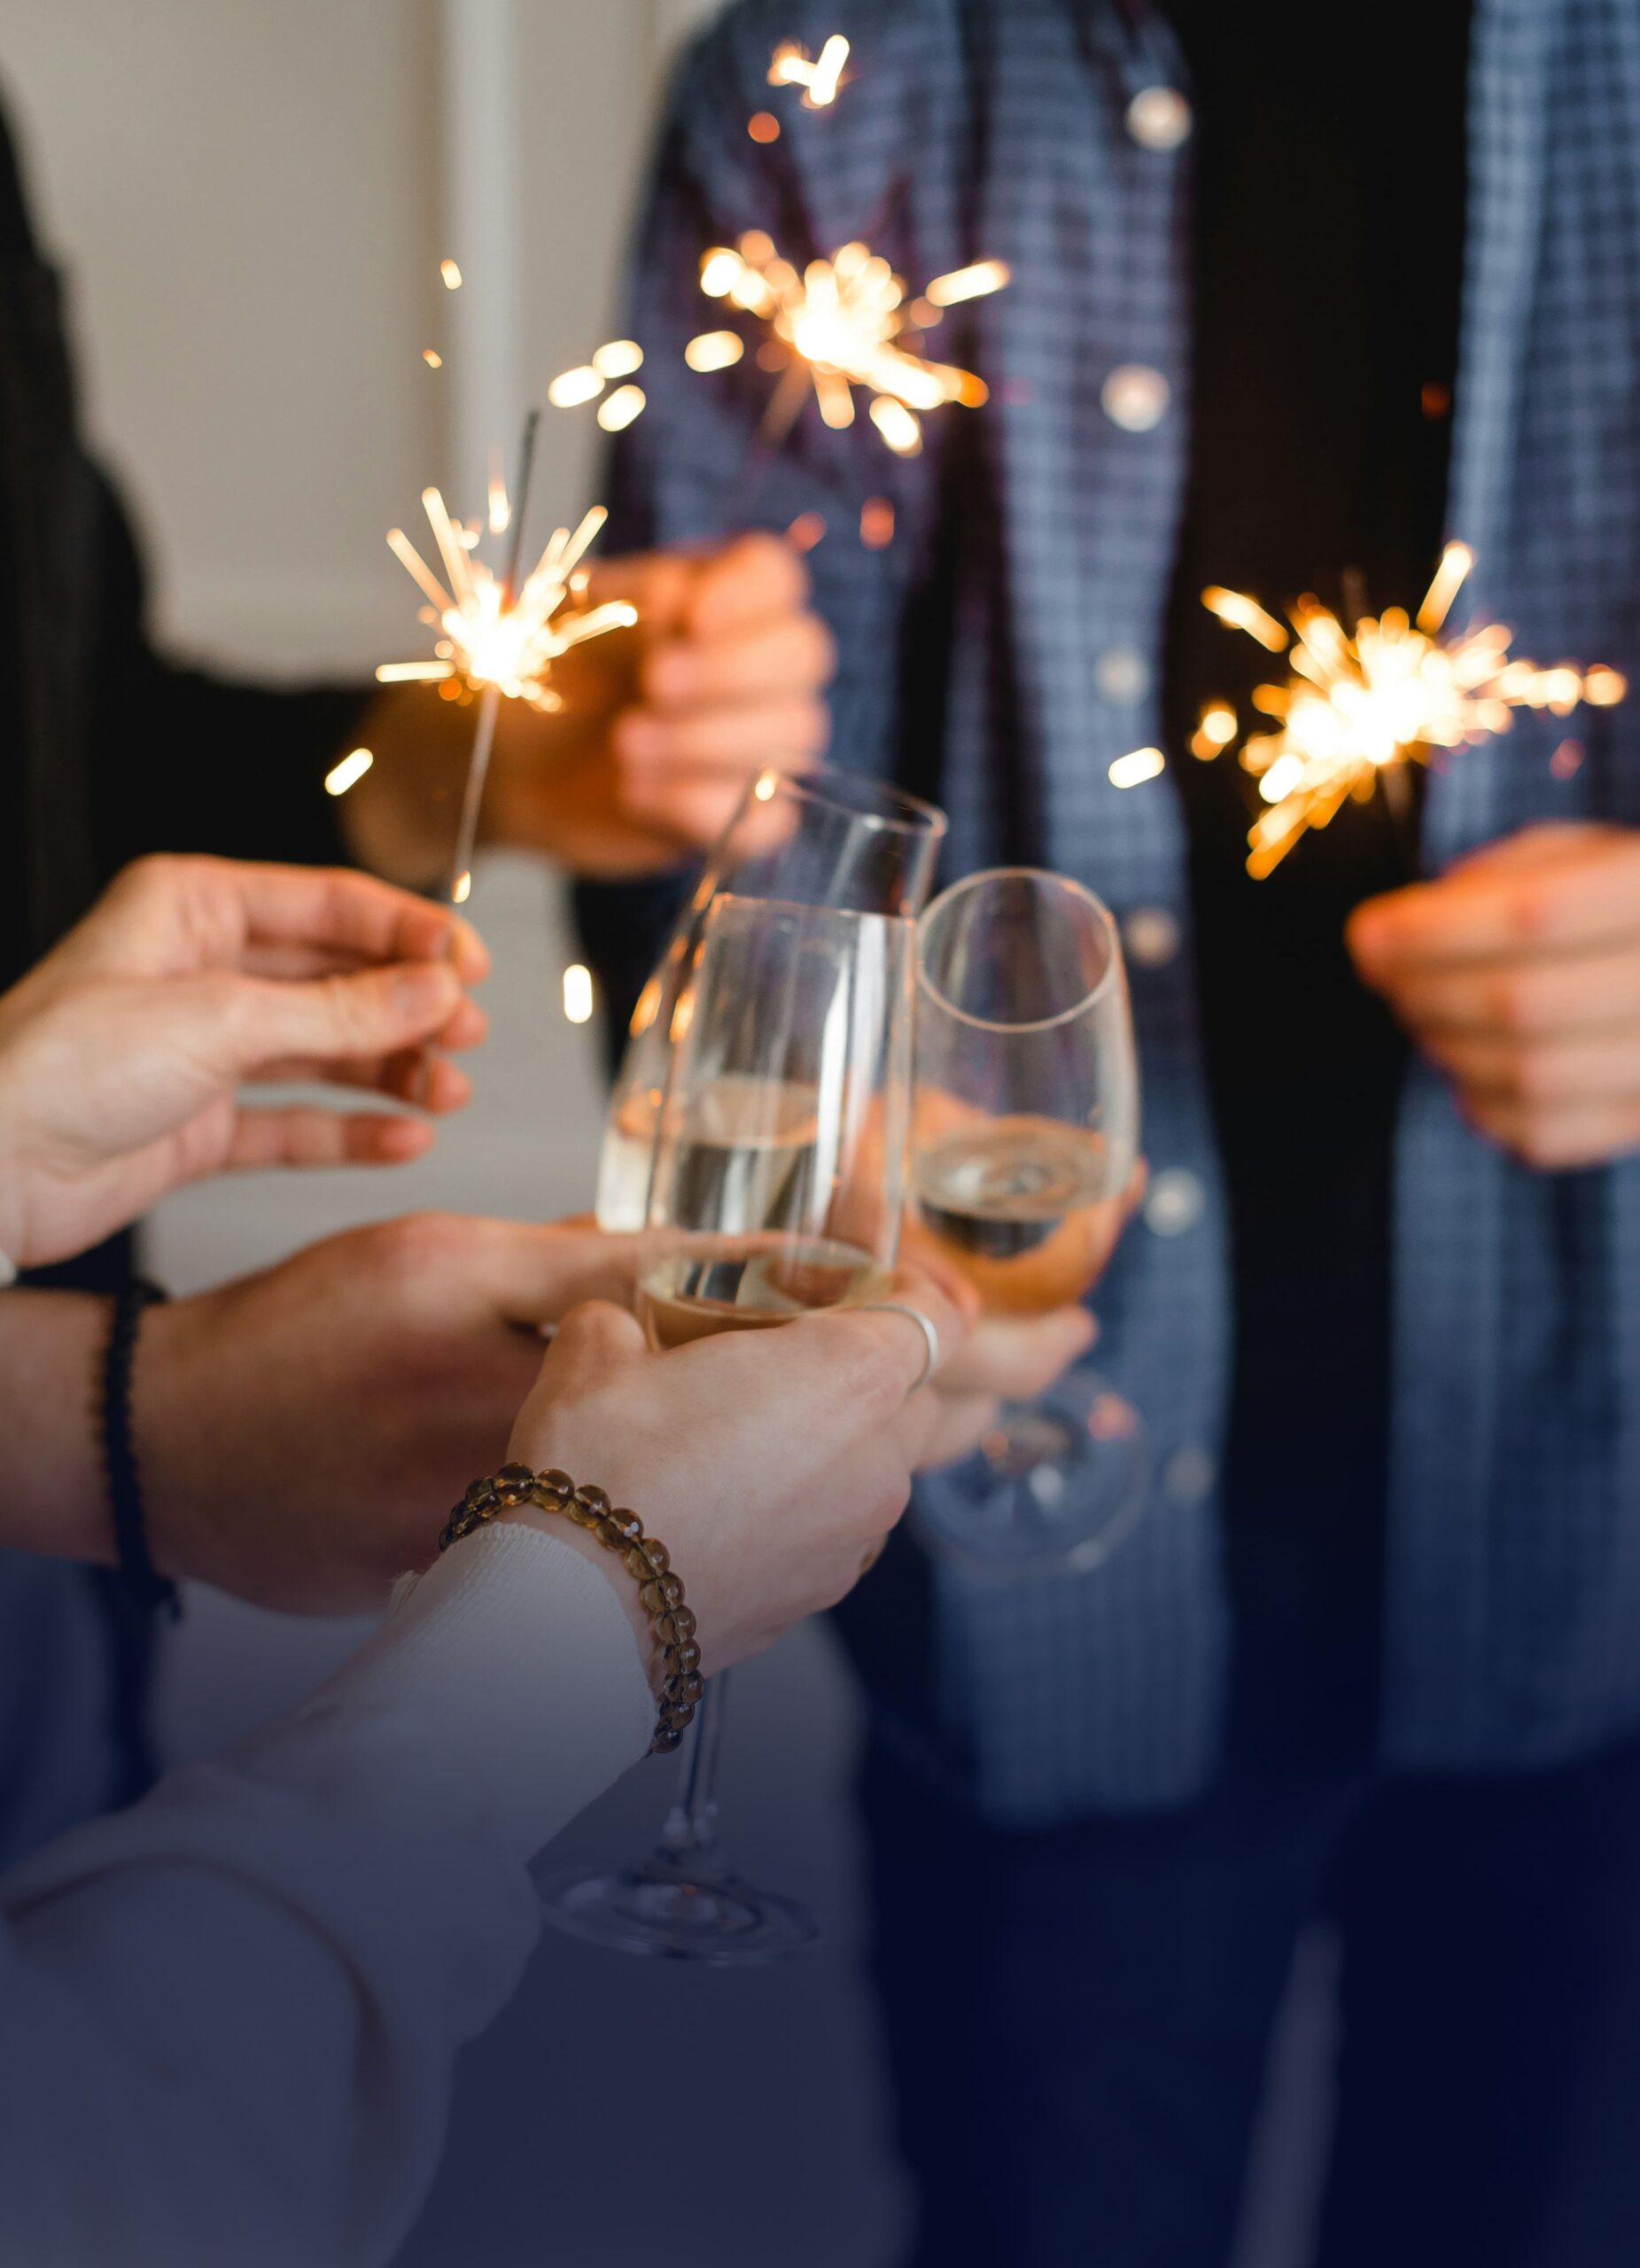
left=538, top=1842, right=819, bottom=1966
left=913, top=1368, right=1150, bottom=1573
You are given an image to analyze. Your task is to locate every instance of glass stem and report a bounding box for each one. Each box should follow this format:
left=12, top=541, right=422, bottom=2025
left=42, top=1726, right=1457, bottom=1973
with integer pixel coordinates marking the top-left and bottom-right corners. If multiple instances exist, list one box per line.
left=658, top=1672, right=730, bottom=1868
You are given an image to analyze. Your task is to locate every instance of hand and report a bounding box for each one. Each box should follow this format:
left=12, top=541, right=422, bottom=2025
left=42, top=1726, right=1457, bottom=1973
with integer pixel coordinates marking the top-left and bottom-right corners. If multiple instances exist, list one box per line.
left=0, top=857, right=489, bottom=1270
left=504, top=1269, right=971, bottom=1677
left=344, top=534, right=835, bottom=884
left=1349, top=823, right=1640, bottom=1170
left=136, top=1214, right=699, bottom=1614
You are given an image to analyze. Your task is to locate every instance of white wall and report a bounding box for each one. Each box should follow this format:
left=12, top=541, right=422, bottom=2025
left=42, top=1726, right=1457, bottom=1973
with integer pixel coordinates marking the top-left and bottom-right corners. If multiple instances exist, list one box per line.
left=3, top=0, right=720, bottom=672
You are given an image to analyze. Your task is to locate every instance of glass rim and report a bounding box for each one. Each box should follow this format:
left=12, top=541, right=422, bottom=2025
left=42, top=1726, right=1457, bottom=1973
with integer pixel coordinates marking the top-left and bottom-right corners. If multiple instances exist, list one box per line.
left=745, top=764, right=949, bottom=842
left=916, top=865, right=1122, bottom=1034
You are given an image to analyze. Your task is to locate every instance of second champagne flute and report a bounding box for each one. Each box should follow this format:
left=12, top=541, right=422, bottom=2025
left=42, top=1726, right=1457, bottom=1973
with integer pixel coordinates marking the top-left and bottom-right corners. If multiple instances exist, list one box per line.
left=540, top=890, right=914, bottom=1962
left=909, top=866, right=1148, bottom=1568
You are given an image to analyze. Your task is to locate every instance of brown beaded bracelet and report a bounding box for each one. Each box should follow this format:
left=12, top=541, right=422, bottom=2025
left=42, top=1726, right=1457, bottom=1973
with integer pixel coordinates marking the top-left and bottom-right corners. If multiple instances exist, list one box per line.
left=439, top=1463, right=703, bottom=1754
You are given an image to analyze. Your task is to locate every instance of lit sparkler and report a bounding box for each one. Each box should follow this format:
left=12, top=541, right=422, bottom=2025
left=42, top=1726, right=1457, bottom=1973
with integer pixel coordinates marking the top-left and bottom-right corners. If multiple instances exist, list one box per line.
left=688, top=231, right=1008, bottom=456
left=379, top=427, right=637, bottom=919
left=1200, top=544, right=1628, bottom=877
left=377, top=491, right=635, bottom=712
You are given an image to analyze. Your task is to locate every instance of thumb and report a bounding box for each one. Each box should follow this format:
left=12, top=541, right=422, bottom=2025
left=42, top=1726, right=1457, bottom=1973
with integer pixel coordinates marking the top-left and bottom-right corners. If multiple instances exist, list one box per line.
left=217, top=960, right=464, bottom=1073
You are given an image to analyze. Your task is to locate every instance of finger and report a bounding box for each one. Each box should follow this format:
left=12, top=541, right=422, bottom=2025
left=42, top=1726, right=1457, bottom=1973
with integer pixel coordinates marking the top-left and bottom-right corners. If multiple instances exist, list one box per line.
left=237, top=865, right=491, bottom=983
left=614, top=697, right=831, bottom=774
left=1420, top=1028, right=1640, bottom=1107
left=215, top=960, right=467, bottom=1076
left=844, top=1270, right=972, bottom=1397
left=934, top=1305, right=1098, bottom=1401
left=641, top=610, right=836, bottom=714
left=224, top=1107, right=437, bottom=1170
left=532, top=1298, right=649, bottom=1386
left=910, top=1390, right=999, bottom=1472
left=1349, top=832, right=1640, bottom=974
left=1463, top=1093, right=1640, bottom=1172
left=681, top=532, right=812, bottom=639
left=1380, top=949, right=1640, bottom=1038
left=245, top=1048, right=475, bottom=1114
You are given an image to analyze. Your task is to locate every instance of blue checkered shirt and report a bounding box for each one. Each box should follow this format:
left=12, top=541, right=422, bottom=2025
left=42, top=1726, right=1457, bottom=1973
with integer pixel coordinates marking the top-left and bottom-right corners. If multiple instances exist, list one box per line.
left=604, top=0, right=1640, bottom=1824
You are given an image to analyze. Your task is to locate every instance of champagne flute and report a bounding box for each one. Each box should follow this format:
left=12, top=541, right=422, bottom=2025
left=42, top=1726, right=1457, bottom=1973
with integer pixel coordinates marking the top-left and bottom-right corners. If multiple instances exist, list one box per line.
left=908, top=867, right=1149, bottom=1568
left=595, top=766, right=945, bottom=1231
left=540, top=891, right=914, bottom=1962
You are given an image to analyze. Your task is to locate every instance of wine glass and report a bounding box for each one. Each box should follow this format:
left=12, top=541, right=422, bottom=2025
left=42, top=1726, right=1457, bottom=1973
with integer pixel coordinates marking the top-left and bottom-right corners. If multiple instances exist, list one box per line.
left=595, top=765, right=945, bottom=1231
left=540, top=891, right=914, bottom=1962
left=907, top=867, right=1149, bottom=1569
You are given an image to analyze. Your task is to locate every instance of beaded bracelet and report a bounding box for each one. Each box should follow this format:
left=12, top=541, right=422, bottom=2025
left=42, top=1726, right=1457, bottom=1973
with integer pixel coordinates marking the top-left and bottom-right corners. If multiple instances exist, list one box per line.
left=439, top=1464, right=703, bottom=1754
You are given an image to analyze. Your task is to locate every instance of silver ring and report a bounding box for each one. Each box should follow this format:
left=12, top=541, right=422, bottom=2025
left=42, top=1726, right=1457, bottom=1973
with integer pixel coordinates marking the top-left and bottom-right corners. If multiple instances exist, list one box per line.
left=865, top=1301, right=941, bottom=1393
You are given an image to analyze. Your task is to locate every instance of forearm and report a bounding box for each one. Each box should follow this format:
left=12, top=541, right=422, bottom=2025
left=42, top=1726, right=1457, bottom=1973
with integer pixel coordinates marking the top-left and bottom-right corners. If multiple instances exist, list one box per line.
left=0, top=1291, right=112, bottom=1563
left=0, top=1524, right=651, bottom=2268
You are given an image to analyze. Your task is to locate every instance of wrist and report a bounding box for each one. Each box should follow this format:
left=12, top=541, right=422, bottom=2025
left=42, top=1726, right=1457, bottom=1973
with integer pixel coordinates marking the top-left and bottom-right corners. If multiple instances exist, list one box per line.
left=502, top=1505, right=660, bottom=1694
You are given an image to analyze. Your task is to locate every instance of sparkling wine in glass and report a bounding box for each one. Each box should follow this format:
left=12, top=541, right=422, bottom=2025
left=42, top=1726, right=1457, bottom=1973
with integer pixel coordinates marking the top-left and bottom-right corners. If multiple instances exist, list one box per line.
left=594, top=765, right=945, bottom=1231
left=540, top=893, right=913, bottom=1961
left=909, top=867, right=1148, bottom=1567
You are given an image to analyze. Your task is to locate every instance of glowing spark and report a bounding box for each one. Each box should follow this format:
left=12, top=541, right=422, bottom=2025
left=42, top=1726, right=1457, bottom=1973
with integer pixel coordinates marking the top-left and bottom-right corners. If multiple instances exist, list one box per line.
left=859, top=496, right=896, bottom=549
left=692, top=230, right=1006, bottom=455
left=749, top=112, right=781, bottom=144
left=378, top=490, right=634, bottom=709
left=453, top=870, right=473, bottom=905
left=685, top=329, right=746, bottom=372
left=1202, top=586, right=1288, bottom=653
left=1201, top=552, right=1629, bottom=877
left=924, top=260, right=1011, bottom=308
left=769, top=34, right=849, bottom=106
left=439, top=258, right=462, bottom=290
left=423, top=349, right=443, bottom=369
left=1109, top=746, right=1166, bottom=789
left=594, top=339, right=644, bottom=379
left=488, top=453, right=510, bottom=536
left=596, top=384, right=647, bottom=432
left=548, top=364, right=604, bottom=408
left=1191, top=703, right=1238, bottom=759
left=1416, top=540, right=1472, bottom=634
left=323, top=748, right=374, bottom=797
left=563, top=964, right=595, bottom=1025
left=787, top=511, right=828, bottom=551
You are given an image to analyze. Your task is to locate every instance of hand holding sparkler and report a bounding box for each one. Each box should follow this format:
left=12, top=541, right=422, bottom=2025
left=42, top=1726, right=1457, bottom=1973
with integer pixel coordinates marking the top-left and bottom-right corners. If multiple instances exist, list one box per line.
left=1349, top=822, right=1640, bottom=1172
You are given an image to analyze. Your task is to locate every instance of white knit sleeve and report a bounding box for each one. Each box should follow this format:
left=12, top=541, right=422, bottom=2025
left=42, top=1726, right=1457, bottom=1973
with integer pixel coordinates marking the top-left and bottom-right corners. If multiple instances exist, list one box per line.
left=0, top=1522, right=653, bottom=2268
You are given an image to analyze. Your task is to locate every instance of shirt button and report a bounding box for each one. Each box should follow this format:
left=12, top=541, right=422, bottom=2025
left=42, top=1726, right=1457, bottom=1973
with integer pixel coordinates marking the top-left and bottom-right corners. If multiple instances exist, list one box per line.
left=1126, top=86, right=1193, bottom=151
left=1162, top=1444, right=1216, bottom=1505
left=1096, top=646, right=1150, bottom=703
left=1101, top=364, right=1171, bottom=432
left=1145, top=1168, right=1205, bottom=1237
left=1123, top=906, right=1179, bottom=968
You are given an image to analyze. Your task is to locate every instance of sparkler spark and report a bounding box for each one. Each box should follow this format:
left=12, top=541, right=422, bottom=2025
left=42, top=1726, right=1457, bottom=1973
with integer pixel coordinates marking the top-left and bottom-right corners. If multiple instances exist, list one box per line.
left=688, top=231, right=1007, bottom=456
left=378, top=493, right=635, bottom=709
left=1201, top=544, right=1628, bottom=877
left=547, top=344, right=649, bottom=419
left=768, top=35, right=849, bottom=107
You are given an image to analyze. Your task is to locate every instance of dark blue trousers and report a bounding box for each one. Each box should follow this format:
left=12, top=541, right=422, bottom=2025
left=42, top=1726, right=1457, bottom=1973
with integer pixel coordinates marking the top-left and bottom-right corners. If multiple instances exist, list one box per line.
left=861, top=1731, right=1640, bottom=2268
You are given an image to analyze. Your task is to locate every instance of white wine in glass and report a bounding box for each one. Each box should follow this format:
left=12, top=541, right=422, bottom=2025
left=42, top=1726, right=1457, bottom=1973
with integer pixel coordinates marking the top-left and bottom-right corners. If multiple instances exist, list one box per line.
left=910, top=867, right=1147, bottom=1567
left=594, top=765, right=945, bottom=1231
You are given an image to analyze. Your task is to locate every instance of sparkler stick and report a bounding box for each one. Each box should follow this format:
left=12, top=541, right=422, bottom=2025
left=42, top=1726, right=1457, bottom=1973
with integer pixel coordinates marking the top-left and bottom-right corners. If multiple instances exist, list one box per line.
left=442, top=411, right=541, bottom=912
left=1199, top=544, right=1628, bottom=878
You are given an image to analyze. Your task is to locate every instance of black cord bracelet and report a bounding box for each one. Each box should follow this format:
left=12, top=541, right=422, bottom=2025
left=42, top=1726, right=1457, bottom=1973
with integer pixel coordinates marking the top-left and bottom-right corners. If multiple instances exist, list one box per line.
left=100, top=1278, right=180, bottom=1620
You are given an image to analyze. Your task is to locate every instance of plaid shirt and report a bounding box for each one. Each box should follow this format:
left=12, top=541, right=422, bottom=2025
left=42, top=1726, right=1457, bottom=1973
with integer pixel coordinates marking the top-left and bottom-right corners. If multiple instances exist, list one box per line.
left=606, top=0, right=1640, bottom=1823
